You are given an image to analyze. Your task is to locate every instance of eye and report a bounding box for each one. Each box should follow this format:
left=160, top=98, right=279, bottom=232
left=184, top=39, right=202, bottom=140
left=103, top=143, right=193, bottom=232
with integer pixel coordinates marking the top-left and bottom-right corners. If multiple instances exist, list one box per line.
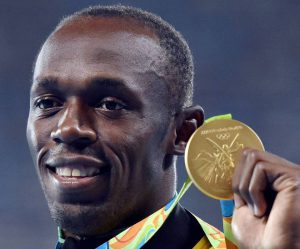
left=96, top=98, right=126, bottom=111
left=35, top=97, right=62, bottom=110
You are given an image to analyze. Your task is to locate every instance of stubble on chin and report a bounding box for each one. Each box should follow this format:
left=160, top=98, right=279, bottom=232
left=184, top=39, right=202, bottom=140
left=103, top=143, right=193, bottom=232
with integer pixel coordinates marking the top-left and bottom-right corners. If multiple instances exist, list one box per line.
left=46, top=198, right=125, bottom=237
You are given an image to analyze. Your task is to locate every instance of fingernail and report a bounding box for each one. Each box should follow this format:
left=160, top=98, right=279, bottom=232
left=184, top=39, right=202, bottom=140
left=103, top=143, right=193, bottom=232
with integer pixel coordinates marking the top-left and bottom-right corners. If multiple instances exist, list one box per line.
left=243, top=148, right=251, bottom=156
left=254, top=204, right=260, bottom=216
left=248, top=204, right=255, bottom=214
left=234, top=194, right=243, bottom=208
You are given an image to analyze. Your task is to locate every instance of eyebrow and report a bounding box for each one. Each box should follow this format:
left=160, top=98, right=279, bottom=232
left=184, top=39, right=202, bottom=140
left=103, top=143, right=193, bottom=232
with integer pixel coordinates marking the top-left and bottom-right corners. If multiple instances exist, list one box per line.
left=30, top=76, right=140, bottom=102
left=89, top=77, right=133, bottom=92
left=31, top=77, right=59, bottom=94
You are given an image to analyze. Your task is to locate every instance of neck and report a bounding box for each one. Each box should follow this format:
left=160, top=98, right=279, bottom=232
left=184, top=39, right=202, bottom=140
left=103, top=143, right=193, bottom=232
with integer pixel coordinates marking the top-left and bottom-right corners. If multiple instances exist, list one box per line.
left=60, top=192, right=180, bottom=249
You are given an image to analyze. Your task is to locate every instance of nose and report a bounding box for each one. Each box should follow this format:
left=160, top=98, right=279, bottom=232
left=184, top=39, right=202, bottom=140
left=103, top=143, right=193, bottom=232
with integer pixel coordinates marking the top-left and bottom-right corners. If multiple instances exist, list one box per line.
left=51, top=98, right=97, bottom=147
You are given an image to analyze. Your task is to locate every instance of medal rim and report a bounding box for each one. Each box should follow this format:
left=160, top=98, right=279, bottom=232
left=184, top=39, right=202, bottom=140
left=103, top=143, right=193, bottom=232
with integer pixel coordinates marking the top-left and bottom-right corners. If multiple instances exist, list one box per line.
left=185, top=119, right=264, bottom=200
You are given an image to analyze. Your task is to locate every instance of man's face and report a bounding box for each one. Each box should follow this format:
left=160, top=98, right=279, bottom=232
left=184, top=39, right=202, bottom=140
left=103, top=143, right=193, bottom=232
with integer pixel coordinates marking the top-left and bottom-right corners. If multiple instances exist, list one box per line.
left=27, top=17, right=173, bottom=236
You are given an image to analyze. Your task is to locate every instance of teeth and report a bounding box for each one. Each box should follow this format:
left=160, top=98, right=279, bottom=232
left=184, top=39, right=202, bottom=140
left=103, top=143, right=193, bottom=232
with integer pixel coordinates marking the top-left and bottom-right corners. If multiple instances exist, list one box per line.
left=80, top=170, right=87, bottom=177
left=72, top=169, right=81, bottom=177
left=55, top=166, right=102, bottom=177
left=57, top=167, right=72, bottom=177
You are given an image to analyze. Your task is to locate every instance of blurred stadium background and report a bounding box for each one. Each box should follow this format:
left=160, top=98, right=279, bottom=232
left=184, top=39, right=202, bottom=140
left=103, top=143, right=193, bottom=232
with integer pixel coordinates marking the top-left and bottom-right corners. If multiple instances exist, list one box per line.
left=0, top=1, right=299, bottom=248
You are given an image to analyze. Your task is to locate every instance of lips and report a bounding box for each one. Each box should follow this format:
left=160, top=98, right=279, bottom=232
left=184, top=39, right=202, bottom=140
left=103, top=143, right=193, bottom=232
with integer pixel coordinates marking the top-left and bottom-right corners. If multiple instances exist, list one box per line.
left=44, top=154, right=111, bottom=196
left=46, top=155, right=109, bottom=175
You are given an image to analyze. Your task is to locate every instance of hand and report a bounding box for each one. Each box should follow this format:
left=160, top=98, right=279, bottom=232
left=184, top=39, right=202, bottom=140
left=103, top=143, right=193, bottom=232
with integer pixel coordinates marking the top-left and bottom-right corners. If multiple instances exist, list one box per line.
left=232, top=149, right=300, bottom=249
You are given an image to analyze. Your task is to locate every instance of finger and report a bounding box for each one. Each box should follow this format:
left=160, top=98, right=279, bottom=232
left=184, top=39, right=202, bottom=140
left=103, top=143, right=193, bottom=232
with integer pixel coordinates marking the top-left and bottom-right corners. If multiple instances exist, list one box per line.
left=232, top=148, right=248, bottom=208
left=233, top=193, right=246, bottom=209
left=233, top=148, right=258, bottom=211
left=249, top=159, right=300, bottom=217
left=245, top=149, right=297, bottom=168
left=248, top=161, right=269, bottom=217
left=233, top=148, right=291, bottom=211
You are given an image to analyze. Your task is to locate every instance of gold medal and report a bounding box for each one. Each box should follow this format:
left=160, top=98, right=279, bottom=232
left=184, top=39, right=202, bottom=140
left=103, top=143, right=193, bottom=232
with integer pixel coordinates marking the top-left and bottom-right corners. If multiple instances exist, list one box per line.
left=185, top=119, right=264, bottom=200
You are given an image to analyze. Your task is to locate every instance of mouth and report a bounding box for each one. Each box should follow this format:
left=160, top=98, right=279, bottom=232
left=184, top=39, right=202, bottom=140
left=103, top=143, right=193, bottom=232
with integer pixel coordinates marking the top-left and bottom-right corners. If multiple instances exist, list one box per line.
left=44, top=155, right=111, bottom=195
left=48, top=164, right=110, bottom=178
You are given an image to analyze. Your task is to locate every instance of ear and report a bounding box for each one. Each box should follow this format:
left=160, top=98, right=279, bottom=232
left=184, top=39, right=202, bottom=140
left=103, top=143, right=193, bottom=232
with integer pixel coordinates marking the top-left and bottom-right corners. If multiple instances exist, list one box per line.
left=167, top=105, right=204, bottom=155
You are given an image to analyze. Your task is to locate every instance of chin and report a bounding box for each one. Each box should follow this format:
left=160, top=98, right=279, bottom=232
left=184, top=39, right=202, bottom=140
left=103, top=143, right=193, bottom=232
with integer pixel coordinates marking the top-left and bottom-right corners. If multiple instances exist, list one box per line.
left=47, top=198, right=122, bottom=237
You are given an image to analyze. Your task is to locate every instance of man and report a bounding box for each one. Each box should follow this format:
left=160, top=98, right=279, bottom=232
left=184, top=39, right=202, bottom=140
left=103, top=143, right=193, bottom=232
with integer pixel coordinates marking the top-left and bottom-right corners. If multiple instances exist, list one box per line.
left=26, top=5, right=300, bottom=249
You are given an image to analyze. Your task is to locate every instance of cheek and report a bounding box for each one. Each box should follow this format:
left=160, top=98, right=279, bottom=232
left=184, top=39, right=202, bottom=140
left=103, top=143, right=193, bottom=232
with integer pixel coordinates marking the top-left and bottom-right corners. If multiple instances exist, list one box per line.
left=26, top=117, right=39, bottom=155
left=26, top=119, right=45, bottom=182
left=107, top=121, right=155, bottom=147
left=26, top=116, right=53, bottom=157
left=105, top=121, right=165, bottom=166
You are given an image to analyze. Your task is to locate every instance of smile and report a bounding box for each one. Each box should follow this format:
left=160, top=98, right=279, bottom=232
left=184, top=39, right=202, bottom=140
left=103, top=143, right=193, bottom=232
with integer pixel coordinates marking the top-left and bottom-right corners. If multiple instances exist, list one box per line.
left=44, top=155, right=111, bottom=194
left=45, top=155, right=109, bottom=176
left=53, top=165, right=106, bottom=177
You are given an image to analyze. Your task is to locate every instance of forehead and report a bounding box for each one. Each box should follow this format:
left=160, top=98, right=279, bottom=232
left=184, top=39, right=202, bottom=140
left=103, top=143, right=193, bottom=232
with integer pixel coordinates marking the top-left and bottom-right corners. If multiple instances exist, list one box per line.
left=33, top=17, right=167, bottom=91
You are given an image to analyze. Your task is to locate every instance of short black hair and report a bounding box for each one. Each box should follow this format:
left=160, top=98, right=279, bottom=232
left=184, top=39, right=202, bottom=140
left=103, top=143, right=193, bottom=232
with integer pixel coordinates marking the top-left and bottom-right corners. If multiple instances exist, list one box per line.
left=55, top=5, right=194, bottom=111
